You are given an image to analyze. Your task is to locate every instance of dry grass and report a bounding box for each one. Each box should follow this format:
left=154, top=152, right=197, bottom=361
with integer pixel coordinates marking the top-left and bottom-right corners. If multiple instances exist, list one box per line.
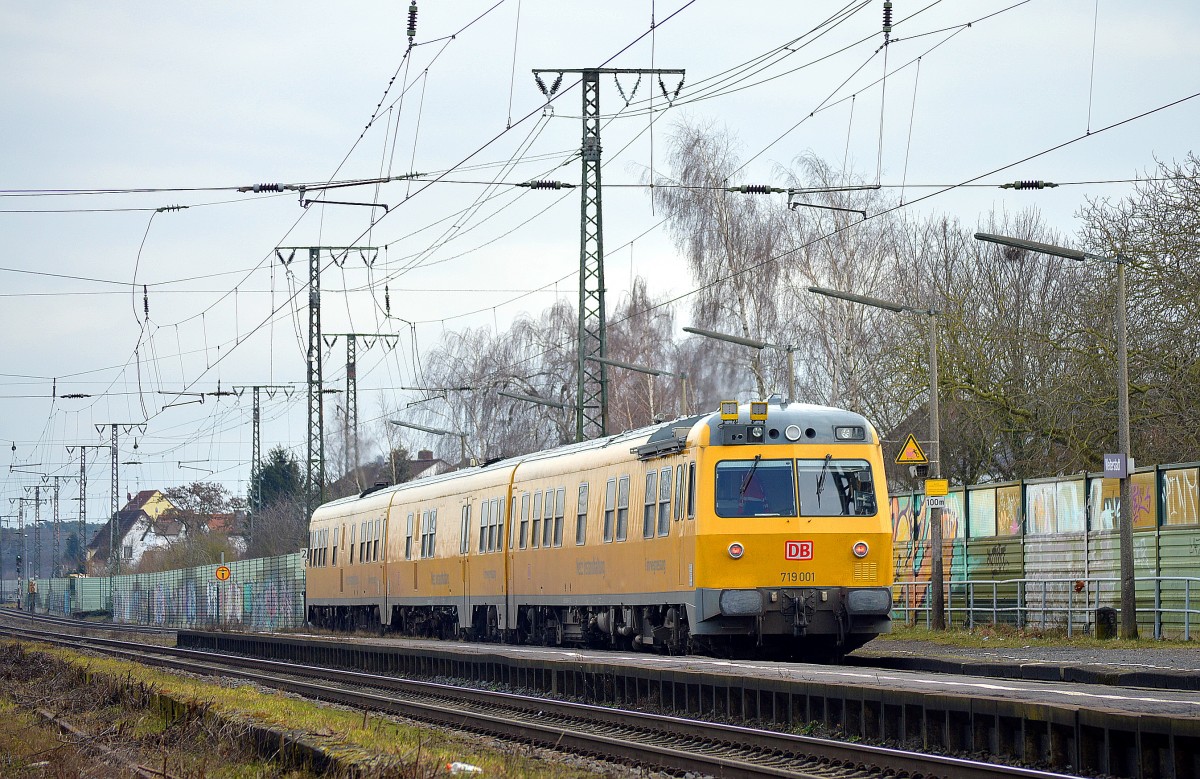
left=0, top=640, right=624, bottom=778
left=877, top=621, right=1199, bottom=649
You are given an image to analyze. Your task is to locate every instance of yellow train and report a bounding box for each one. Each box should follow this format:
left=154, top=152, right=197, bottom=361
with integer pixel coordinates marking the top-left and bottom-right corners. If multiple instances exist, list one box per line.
left=306, top=398, right=894, bottom=657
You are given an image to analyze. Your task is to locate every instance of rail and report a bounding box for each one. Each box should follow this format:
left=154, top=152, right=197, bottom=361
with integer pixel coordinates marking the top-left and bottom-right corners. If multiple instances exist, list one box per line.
left=0, top=619, right=1089, bottom=779
left=893, top=575, right=1200, bottom=639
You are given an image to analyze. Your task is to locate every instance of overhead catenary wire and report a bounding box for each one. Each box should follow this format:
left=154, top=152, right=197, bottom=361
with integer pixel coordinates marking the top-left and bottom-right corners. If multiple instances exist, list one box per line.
left=5, top=0, right=1161, bottom=504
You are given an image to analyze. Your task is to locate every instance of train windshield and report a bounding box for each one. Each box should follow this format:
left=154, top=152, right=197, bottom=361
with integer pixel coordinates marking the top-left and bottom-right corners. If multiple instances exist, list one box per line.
left=714, top=459, right=797, bottom=518
left=796, top=458, right=876, bottom=517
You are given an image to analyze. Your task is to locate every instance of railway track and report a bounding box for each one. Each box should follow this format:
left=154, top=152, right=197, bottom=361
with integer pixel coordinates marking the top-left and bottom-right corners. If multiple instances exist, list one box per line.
left=1, top=608, right=176, bottom=637
left=0, top=619, right=1083, bottom=779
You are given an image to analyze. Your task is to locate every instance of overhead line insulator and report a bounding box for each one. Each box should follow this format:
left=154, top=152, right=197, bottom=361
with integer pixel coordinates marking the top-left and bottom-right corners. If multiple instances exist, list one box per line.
left=883, top=1, right=893, bottom=44
left=1000, top=180, right=1059, bottom=190
left=520, top=180, right=575, bottom=190
left=407, top=1, right=418, bottom=43
left=726, top=184, right=785, bottom=194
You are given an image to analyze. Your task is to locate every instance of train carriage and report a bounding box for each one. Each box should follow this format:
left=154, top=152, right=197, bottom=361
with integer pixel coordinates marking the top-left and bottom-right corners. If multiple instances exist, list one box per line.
left=307, top=397, right=894, bottom=657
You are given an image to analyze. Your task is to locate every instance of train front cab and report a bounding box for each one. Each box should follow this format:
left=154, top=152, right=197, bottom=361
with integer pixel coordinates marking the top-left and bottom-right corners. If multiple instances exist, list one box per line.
left=687, top=400, right=894, bottom=654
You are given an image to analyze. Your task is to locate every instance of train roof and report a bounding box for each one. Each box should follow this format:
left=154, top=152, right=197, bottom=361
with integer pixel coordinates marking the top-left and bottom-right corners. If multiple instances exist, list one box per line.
left=312, top=398, right=876, bottom=515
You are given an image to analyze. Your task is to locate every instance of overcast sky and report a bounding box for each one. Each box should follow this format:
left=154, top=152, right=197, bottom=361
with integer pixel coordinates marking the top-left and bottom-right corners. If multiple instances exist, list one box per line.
left=2, top=1, right=1197, bottom=524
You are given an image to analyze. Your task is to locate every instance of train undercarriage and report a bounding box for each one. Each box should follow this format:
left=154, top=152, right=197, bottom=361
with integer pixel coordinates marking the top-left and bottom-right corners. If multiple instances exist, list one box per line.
left=309, top=592, right=885, bottom=661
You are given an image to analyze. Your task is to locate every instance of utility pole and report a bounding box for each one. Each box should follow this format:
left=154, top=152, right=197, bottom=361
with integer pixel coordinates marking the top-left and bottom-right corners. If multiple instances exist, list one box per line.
left=532, top=67, right=684, bottom=441
left=94, top=422, right=146, bottom=575
left=67, top=443, right=107, bottom=573
left=232, top=384, right=298, bottom=509
left=0, top=516, right=15, bottom=602
left=323, top=333, right=398, bottom=486
left=10, top=497, right=35, bottom=592
left=39, top=475, right=75, bottom=576
left=23, top=486, right=49, bottom=579
left=277, top=247, right=376, bottom=521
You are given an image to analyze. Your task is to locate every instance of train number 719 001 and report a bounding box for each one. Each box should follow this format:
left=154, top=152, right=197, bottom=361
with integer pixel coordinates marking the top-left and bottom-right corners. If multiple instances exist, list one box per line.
left=781, top=571, right=815, bottom=583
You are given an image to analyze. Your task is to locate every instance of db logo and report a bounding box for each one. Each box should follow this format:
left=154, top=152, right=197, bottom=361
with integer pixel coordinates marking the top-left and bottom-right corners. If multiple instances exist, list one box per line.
left=785, top=540, right=813, bottom=560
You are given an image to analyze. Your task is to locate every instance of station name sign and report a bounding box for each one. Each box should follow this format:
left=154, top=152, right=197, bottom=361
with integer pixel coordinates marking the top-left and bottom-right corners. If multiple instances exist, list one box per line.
left=1103, top=453, right=1129, bottom=478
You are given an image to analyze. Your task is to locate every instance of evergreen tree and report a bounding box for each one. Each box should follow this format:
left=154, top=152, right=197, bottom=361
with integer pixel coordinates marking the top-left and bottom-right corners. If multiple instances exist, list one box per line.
left=249, top=446, right=303, bottom=513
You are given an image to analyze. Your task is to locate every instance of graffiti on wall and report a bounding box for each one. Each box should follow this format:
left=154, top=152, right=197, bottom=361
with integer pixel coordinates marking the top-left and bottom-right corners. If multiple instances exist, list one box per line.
left=1164, top=468, right=1200, bottom=526
left=969, top=488, right=996, bottom=537
left=1091, top=474, right=1158, bottom=530
left=996, top=486, right=1022, bottom=535
left=890, top=494, right=962, bottom=608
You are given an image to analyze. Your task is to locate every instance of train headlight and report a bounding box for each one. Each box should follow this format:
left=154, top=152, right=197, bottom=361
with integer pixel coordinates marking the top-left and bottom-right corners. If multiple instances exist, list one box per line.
left=728, top=542, right=745, bottom=559
left=852, top=541, right=869, bottom=558
left=834, top=426, right=866, bottom=441
left=784, top=425, right=801, bottom=441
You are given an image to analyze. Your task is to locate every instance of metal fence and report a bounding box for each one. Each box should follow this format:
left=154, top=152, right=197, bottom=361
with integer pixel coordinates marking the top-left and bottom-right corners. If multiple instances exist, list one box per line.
left=893, top=576, right=1200, bottom=640
left=28, top=553, right=306, bottom=630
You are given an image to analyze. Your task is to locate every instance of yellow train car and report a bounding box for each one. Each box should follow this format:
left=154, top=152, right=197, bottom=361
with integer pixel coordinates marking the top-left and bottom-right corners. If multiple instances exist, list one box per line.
left=306, top=398, right=894, bottom=657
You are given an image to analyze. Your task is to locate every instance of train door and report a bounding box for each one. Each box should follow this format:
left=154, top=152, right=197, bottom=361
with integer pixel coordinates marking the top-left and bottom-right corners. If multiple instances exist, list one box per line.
left=460, top=498, right=472, bottom=629
left=504, top=489, right=521, bottom=631
left=678, top=461, right=696, bottom=587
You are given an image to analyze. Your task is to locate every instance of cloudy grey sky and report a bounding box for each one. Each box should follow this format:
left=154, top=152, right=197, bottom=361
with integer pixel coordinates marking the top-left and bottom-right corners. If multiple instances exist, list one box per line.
left=2, top=1, right=1197, bottom=521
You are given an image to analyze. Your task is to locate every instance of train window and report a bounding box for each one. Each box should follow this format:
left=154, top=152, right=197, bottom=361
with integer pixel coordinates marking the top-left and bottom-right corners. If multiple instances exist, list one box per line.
left=519, top=493, right=529, bottom=549
left=461, top=504, right=472, bottom=555
left=643, top=471, right=658, bottom=539
left=419, top=510, right=429, bottom=558
left=484, top=499, right=494, bottom=552
left=674, top=464, right=685, bottom=520
left=333, top=527, right=339, bottom=565
left=420, top=509, right=438, bottom=558
left=687, top=462, right=697, bottom=519
left=714, top=459, right=797, bottom=518
left=497, top=498, right=505, bottom=551
left=616, top=475, right=630, bottom=541
left=796, top=458, right=876, bottom=517
left=472, top=499, right=482, bottom=552
left=658, top=467, right=672, bottom=536
left=404, top=513, right=413, bottom=560
left=349, top=523, right=357, bottom=564
left=510, top=497, right=519, bottom=548
left=531, top=490, right=543, bottom=549
left=576, top=484, right=588, bottom=545
left=374, top=519, right=381, bottom=561
left=603, top=478, right=616, bottom=542
left=361, top=521, right=368, bottom=563
left=552, top=488, right=565, bottom=547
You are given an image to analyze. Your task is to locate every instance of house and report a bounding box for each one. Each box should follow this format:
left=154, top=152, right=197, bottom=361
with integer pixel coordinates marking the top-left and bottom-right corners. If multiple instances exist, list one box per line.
left=86, top=489, right=181, bottom=570
left=204, top=510, right=249, bottom=555
left=410, top=449, right=456, bottom=479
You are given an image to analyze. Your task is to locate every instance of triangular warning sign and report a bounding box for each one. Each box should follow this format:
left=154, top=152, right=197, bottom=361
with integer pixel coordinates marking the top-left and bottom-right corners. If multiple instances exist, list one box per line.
left=895, top=433, right=928, bottom=465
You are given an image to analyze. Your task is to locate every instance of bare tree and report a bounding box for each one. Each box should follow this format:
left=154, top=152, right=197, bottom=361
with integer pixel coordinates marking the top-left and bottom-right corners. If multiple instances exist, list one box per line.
left=651, top=119, right=792, bottom=398
left=605, top=278, right=685, bottom=428
left=1077, top=153, right=1200, bottom=465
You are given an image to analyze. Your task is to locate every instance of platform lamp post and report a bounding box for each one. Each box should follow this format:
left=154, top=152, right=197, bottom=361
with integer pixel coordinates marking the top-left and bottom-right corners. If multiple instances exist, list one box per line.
left=974, top=231, right=1136, bottom=639
left=586, top=355, right=689, bottom=416
left=497, top=390, right=569, bottom=410
left=388, top=420, right=469, bottom=468
left=807, top=285, right=945, bottom=630
left=681, top=326, right=795, bottom=403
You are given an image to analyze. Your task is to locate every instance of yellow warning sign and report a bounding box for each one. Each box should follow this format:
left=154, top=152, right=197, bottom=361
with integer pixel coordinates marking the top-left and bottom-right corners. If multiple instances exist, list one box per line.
left=215, top=565, right=231, bottom=582
left=925, top=478, right=949, bottom=497
left=895, top=434, right=928, bottom=465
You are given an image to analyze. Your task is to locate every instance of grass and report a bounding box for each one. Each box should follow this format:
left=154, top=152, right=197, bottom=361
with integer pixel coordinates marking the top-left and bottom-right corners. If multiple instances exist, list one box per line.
left=875, top=621, right=1199, bottom=650
left=1, top=640, right=618, bottom=777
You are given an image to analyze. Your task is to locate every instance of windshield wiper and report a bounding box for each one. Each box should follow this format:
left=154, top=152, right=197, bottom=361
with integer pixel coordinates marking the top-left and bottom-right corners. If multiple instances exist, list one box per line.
left=814, top=453, right=833, bottom=504
left=739, top=454, right=762, bottom=497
